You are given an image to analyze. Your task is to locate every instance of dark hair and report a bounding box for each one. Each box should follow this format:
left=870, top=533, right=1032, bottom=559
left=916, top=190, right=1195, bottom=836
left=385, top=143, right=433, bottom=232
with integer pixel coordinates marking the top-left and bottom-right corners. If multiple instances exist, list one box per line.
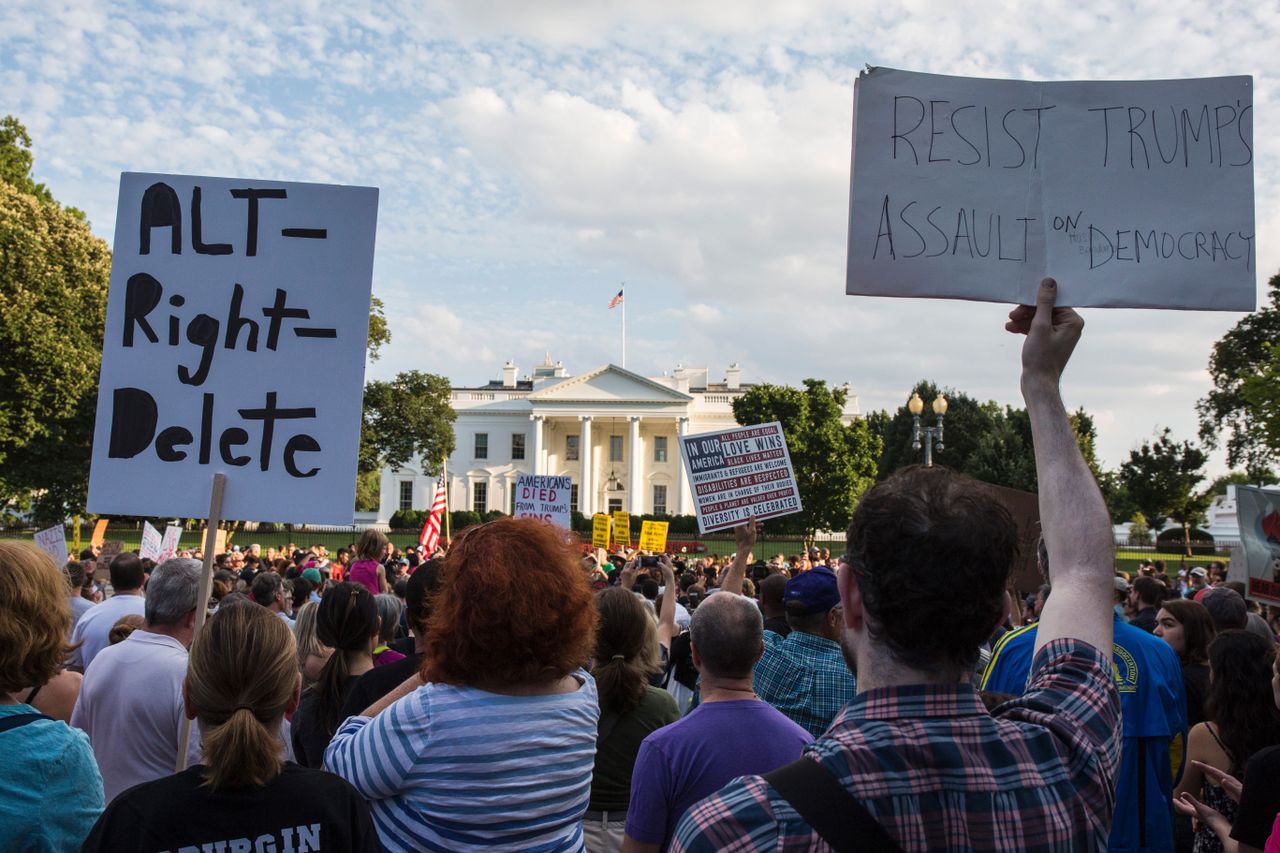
left=109, top=552, right=146, bottom=592
left=405, top=559, right=443, bottom=633
left=689, top=593, right=763, bottom=679
left=638, top=577, right=659, bottom=601
left=592, top=587, right=660, bottom=714
left=846, top=466, right=1016, bottom=676
left=760, top=574, right=787, bottom=611
left=1203, top=588, right=1248, bottom=632
left=1132, top=575, right=1164, bottom=607
left=1159, top=598, right=1216, bottom=665
left=250, top=572, right=283, bottom=607
left=291, top=578, right=314, bottom=611
left=1205, top=630, right=1280, bottom=774
left=312, top=583, right=378, bottom=737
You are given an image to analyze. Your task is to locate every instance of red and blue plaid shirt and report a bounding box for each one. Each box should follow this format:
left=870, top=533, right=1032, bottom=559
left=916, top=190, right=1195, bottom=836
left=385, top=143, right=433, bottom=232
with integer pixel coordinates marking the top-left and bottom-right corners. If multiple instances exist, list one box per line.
left=671, top=638, right=1121, bottom=852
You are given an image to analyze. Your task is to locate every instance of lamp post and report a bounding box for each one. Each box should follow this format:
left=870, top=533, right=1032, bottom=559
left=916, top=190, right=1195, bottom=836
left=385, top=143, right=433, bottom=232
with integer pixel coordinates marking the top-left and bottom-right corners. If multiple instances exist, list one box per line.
left=908, top=392, right=948, bottom=467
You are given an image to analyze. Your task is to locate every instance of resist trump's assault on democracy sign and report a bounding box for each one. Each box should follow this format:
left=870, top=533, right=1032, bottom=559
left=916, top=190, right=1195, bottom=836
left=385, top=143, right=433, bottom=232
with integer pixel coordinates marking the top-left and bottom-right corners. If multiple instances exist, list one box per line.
left=847, top=68, right=1255, bottom=310
left=87, top=173, right=379, bottom=524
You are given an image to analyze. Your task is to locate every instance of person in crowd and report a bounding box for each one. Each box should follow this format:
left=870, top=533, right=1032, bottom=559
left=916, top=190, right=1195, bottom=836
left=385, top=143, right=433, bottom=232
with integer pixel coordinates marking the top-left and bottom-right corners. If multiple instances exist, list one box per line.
left=1203, top=588, right=1249, bottom=633
left=1130, top=574, right=1165, bottom=632
left=290, top=577, right=314, bottom=612
left=1188, top=567, right=1210, bottom=598
left=373, top=594, right=407, bottom=666
left=292, top=601, right=331, bottom=687
left=325, top=517, right=599, bottom=852
left=0, top=542, right=103, bottom=848
left=331, top=547, right=351, bottom=582
left=64, top=559, right=95, bottom=630
left=69, top=552, right=147, bottom=672
left=623, top=586, right=811, bottom=852
left=251, top=571, right=293, bottom=622
left=1155, top=598, right=1217, bottom=728
left=72, top=557, right=203, bottom=802
left=82, top=600, right=380, bottom=852
left=758, top=573, right=790, bottom=638
left=1174, top=631, right=1280, bottom=853
left=348, top=529, right=389, bottom=595
left=675, top=281, right=1124, bottom=850
left=107, top=613, right=146, bottom=645
left=586, top=587, right=681, bottom=852
left=1115, top=576, right=1132, bottom=618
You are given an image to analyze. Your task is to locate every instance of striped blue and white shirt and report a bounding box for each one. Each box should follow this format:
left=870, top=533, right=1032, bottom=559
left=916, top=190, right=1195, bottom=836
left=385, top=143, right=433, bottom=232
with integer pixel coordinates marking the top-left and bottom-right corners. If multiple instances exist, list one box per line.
left=325, top=670, right=599, bottom=852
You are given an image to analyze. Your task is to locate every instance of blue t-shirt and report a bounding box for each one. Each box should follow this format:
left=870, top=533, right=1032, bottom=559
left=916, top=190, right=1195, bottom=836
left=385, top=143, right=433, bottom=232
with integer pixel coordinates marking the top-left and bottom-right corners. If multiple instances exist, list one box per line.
left=982, top=614, right=1187, bottom=853
left=0, top=703, right=104, bottom=850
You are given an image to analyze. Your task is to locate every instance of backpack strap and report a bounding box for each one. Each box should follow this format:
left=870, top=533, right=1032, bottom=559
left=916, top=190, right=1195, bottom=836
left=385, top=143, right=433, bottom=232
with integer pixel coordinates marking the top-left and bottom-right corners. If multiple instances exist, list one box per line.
left=0, top=712, right=52, bottom=734
left=763, top=757, right=904, bottom=853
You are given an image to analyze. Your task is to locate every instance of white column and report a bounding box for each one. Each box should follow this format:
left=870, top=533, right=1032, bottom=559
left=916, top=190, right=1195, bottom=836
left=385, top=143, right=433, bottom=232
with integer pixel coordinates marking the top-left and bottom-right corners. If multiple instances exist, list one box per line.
left=676, top=416, right=694, bottom=515
left=579, top=416, right=593, bottom=515
left=628, top=416, right=643, bottom=514
left=530, top=415, right=544, bottom=476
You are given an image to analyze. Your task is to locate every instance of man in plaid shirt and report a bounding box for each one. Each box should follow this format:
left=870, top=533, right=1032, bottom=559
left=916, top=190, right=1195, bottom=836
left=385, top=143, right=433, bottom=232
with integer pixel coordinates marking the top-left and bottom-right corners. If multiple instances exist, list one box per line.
left=672, top=279, right=1122, bottom=851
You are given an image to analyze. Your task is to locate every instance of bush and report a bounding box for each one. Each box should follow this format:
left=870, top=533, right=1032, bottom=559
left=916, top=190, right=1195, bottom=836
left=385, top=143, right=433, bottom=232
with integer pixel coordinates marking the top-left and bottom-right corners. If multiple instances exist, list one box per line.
left=389, top=509, right=426, bottom=530
left=1155, top=527, right=1215, bottom=556
left=1127, top=512, right=1152, bottom=546
left=448, top=510, right=482, bottom=532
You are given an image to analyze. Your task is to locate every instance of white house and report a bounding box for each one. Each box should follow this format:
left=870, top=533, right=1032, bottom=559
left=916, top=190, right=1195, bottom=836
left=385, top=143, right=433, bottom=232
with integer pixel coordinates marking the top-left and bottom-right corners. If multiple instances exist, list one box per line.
left=377, top=357, right=860, bottom=523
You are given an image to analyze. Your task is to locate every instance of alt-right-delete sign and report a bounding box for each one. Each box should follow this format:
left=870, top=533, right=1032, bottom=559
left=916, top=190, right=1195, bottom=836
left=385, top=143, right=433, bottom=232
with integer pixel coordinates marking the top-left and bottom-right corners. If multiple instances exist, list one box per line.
left=679, top=422, right=802, bottom=533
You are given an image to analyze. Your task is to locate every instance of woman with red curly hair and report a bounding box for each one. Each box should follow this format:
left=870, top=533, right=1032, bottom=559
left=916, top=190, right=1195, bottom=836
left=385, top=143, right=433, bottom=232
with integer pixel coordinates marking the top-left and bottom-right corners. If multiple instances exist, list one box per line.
left=325, top=517, right=599, bottom=852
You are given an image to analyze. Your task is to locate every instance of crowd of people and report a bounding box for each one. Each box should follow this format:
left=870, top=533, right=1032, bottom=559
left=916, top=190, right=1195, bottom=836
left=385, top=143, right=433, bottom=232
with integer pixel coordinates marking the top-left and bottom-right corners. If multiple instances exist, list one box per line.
left=2, top=281, right=1279, bottom=851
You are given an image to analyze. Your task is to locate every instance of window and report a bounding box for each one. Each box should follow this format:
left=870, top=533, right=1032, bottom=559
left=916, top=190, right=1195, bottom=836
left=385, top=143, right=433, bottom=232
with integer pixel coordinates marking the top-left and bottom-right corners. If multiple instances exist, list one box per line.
left=474, top=433, right=488, bottom=459
left=399, top=480, right=414, bottom=511
left=511, top=433, right=525, bottom=460
left=653, top=484, right=668, bottom=515
left=566, top=435, right=580, bottom=461
left=608, top=497, right=623, bottom=514
left=570, top=484, right=579, bottom=513
left=653, top=436, right=668, bottom=463
left=609, top=435, right=624, bottom=462
left=472, top=482, right=487, bottom=514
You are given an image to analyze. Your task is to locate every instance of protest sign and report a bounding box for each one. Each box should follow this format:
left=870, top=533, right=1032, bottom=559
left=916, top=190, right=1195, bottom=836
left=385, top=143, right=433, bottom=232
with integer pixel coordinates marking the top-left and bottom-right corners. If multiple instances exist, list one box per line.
left=140, top=522, right=163, bottom=561
left=98, top=541, right=124, bottom=565
left=592, top=514, right=612, bottom=548
left=86, top=173, right=379, bottom=524
left=513, top=474, right=572, bottom=529
left=90, top=519, right=109, bottom=549
left=978, top=483, right=1042, bottom=595
left=847, top=68, right=1256, bottom=310
left=1235, top=486, right=1280, bottom=606
left=638, top=520, right=669, bottom=553
left=34, top=525, right=67, bottom=566
left=613, top=512, right=631, bottom=546
left=678, top=421, right=803, bottom=533
left=158, top=525, right=182, bottom=562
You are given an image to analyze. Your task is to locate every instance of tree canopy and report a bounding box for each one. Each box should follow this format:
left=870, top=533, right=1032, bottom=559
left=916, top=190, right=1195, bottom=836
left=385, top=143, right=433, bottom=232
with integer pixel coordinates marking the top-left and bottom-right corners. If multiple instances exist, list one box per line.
left=360, top=370, right=457, bottom=480
left=1117, top=428, right=1208, bottom=535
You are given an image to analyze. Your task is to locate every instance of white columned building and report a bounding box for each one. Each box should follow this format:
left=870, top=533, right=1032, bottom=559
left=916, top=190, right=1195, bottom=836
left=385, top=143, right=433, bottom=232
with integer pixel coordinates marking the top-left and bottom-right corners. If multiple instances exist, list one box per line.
left=377, top=357, right=861, bottom=524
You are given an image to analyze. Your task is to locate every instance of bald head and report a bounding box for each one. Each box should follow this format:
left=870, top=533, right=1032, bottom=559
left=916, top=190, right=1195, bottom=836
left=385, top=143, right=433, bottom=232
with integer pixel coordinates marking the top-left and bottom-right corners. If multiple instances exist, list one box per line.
left=689, top=593, right=764, bottom=679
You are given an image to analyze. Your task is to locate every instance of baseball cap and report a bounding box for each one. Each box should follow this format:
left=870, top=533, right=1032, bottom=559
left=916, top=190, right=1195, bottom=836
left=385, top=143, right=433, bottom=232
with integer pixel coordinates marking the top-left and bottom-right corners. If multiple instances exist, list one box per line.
left=301, top=568, right=322, bottom=584
left=1190, top=567, right=1208, bottom=578
left=1113, top=577, right=1131, bottom=594
left=784, top=565, right=841, bottom=615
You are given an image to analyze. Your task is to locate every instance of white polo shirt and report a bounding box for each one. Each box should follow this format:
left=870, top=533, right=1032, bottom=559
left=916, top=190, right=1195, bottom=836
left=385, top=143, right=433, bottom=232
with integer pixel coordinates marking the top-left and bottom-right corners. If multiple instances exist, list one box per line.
left=68, top=592, right=146, bottom=672
left=71, top=629, right=201, bottom=802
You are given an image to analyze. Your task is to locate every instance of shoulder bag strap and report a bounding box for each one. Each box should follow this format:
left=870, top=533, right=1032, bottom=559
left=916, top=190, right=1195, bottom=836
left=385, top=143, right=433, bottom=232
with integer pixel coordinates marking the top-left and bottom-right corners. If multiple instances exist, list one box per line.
left=763, top=757, right=904, bottom=853
left=0, top=712, right=52, bottom=734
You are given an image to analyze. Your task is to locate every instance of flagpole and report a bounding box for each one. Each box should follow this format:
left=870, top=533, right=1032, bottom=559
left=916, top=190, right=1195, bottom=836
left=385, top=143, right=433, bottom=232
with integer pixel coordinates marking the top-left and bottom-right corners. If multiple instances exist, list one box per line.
left=621, top=281, right=626, bottom=369
left=442, top=455, right=451, bottom=547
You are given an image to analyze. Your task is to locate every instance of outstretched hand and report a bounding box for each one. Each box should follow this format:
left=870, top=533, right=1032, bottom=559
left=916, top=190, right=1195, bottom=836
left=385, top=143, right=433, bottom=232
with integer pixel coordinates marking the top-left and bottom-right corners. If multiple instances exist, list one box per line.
left=1006, top=277, right=1083, bottom=389
left=733, top=518, right=761, bottom=557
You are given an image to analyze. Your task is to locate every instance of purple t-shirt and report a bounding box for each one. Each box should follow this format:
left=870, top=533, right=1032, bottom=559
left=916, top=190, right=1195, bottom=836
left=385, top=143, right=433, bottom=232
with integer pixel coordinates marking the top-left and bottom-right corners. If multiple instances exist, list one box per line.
left=625, top=699, right=812, bottom=846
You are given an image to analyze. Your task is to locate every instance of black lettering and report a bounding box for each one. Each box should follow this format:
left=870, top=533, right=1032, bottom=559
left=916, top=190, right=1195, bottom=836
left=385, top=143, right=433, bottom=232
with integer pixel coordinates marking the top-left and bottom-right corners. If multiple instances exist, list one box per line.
left=224, top=283, right=260, bottom=351
left=1194, top=232, right=1208, bottom=258
left=1127, top=107, right=1150, bottom=169
left=280, top=228, right=326, bottom=239
left=1214, top=104, right=1236, bottom=168
left=1023, top=105, right=1055, bottom=168
left=1135, top=230, right=1158, bottom=262
left=237, top=392, right=318, bottom=472
left=1177, top=231, right=1196, bottom=260
left=1001, top=109, right=1025, bottom=169
left=928, top=100, right=951, bottom=162
left=950, top=105, right=981, bottom=165
left=199, top=392, right=214, bottom=465
left=891, top=96, right=924, bottom=164
left=219, top=427, right=251, bottom=466
left=1088, top=106, right=1124, bottom=167
left=951, top=208, right=973, bottom=257
left=228, top=188, right=287, bottom=256
left=155, top=426, right=192, bottom=462
left=262, top=288, right=310, bottom=350
left=1151, top=106, right=1179, bottom=165
left=139, top=182, right=181, bottom=255
left=1181, top=105, right=1212, bottom=167
left=284, top=434, right=322, bottom=478
left=925, top=206, right=948, bottom=257
left=873, top=195, right=895, bottom=260
left=123, top=273, right=161, bottom=346
left=178, top=315, right=220, bottom=386
left=971, top=211, right=993, bottom=258
left=1234, top=104, right=1253, bottom=166
left=107, top=388, right=157, bottom=458
left=1115, top=230, right=1132, bottom=261
left=191, top=186, right=232, bottom=255
left=1089, top=225, right=1113, bottom=269
left=898, top=200, right=927, bottom=258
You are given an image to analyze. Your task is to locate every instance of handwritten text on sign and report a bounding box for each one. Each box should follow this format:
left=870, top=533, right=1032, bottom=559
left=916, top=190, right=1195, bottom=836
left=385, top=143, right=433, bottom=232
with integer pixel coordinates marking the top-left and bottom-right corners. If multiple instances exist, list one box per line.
left=87, top=173, right=378, bottom=524
left=679, top=422, right=803, bottom=533
left=846, top=69, right=1256, bottom=310
left=513, top=474, right=572, bottom=530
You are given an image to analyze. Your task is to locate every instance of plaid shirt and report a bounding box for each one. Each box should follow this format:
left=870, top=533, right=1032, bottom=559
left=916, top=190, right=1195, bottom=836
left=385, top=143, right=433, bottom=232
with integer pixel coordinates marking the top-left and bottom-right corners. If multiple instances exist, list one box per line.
left=673, top=638, right=1121, bottom=852
left=753, top=629, right=857, bottom=738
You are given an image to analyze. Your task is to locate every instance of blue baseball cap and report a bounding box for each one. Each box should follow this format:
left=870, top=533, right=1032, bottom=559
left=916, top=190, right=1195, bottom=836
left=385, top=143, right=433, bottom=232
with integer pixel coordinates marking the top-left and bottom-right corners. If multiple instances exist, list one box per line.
left=783, top=565, right=841, bottom=615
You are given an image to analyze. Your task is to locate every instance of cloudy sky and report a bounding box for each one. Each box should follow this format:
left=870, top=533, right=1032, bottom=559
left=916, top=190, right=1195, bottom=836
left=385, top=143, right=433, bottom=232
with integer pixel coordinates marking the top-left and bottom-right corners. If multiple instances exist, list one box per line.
left=2, top=0, right=1274, bottom=476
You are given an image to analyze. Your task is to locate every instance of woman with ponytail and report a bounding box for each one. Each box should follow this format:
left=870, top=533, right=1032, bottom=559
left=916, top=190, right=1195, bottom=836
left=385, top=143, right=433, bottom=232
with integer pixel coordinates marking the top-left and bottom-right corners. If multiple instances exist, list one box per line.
left=82, top=602, right=379, bottom=852
left=290, top=582, right=379, bottom=767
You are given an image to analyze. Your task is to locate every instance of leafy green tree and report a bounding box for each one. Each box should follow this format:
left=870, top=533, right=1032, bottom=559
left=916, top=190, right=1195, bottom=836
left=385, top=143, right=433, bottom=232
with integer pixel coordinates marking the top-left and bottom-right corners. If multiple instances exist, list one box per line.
left=366, top=295, right=390, bottom=363
left=732, top=379, right=880, bottom=539
left=1197, top=272, right=1280, bottom=478
left=355, top=469, right=381, bottom=512
left=1118, top=428, right=1209, bottom=554
left=360, top=370, right=456, bottom=482
left=1127, top=512, right=1152, bottom=546
left=1207, top=468, right=1276, bottom=495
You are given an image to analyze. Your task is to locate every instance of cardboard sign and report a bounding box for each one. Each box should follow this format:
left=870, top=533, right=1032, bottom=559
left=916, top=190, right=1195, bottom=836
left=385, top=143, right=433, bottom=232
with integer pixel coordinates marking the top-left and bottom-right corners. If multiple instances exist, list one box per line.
left=638, top=520, right=669, bottom=553
left=847, top=68, right=1256, bottom=310
left=613, top=512, right=631, bottom=546
left=513, top=474, right=572, bottom=529
left=1235, top=486, right=1280, bottom=606
left=87, top=173, right=379, bottom=524
left=678, top=421, right=803, bottom=533
left=592, top=514, right=612, bottom=549
left=90, top=519, right=109, bottom=549
left=98, top=541, right=125, bottom=566
left=978, top=483, right=1043, bottom=595
left=140, top=522, right=163, bottom=561
left=34, top=525, right=67, bottom=566
left=158, top=525, right=182, bottom=562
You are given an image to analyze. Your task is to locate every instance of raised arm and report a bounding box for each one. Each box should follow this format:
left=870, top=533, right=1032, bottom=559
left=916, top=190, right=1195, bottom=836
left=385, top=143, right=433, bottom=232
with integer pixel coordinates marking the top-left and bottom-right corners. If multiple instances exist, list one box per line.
left=656, top=556, right=678, bottom=652
left=1007, top=278, right=1114, bottom=657
left=717, top=519, right=758, bottom=597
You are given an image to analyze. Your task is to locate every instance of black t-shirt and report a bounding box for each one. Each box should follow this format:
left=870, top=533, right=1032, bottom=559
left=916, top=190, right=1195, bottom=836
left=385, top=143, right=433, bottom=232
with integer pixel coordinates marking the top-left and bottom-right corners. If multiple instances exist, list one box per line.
left=1182, top=662, right=1210, bottom=729
left=1232, top=744, right=1280, bottom=848
left=290, top=676, right=359, bottom=769
left=339, top=652, right=423, bottom=721
left=763, top=615, right=791, bottom=638
left=82, top=763, right=380, bottom=852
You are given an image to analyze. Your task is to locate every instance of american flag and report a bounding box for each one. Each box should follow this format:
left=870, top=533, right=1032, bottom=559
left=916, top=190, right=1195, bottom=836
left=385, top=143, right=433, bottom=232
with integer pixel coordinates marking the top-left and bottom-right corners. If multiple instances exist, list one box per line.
left=419, top=477, right=447, bottom=554
left=608, top=287, right=624, bottom=309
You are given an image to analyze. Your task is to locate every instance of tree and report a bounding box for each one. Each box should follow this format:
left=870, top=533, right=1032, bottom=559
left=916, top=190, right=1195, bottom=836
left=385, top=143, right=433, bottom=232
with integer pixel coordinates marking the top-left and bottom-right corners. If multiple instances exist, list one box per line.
left=360, top=371, right=457, bottom=480
left=732, top=379, right=880, bottom=540
left=1207, top=468, right=1276, bottom=495
left=366, top=295, right=390, bottom=363
left=872, top=382, right=998, bottom=479
left=0, top=117, right=111, bottom=524
left=1118, top=428, right=1209, bottom=555
left=1197, top=272, right=1280, bottom=478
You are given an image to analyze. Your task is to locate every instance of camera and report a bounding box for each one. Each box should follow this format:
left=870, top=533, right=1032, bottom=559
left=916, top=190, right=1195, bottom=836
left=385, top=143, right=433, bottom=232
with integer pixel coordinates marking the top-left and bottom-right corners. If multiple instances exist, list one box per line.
left=640, top=555, right=659, bottom=568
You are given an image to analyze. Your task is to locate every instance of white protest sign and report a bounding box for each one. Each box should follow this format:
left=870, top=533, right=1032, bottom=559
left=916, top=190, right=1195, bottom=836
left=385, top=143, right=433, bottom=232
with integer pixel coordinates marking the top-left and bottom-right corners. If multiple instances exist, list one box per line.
left=847, top=68, right=1256, bottom=310
left=140, top=522, right=163, bottom=561
left=158, top=525, right=182, bottom=562
left=1235, top=486, right=1280, bottom=606
left=87, top=173, right=378, bottom=524
left=33, top=525, right=68, bottom=566
left=513, top=474, right=572, bottom=529
left=678, top=421, right=803, bottom=533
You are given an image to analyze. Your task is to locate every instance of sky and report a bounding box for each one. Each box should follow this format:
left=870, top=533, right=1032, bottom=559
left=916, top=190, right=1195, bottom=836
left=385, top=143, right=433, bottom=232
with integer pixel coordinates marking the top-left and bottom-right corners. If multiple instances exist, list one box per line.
left=1, top=0, right=1275, bottom=477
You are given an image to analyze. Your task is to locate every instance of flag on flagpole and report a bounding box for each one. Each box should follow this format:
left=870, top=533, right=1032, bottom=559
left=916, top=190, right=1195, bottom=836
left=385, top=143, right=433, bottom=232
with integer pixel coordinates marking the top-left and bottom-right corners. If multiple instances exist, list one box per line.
left=608, top=287, right=624, bottom=309
left=419, top=476, right=447, bottom=554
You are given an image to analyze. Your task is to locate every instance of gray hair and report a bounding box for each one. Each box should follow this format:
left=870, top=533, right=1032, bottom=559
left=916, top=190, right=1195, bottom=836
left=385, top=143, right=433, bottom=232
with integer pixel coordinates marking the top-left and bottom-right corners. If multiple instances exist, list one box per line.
left=145, top=558, right=203, bottom=626
left=375, top=593, right=403, bottom=645
left=689, top=593, right=763, bottom=679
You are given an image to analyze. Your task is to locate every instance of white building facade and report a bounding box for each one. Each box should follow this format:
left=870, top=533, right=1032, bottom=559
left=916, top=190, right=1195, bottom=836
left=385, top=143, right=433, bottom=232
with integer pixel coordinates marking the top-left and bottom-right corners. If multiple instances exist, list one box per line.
left=377, top=357, right=860, bottom=524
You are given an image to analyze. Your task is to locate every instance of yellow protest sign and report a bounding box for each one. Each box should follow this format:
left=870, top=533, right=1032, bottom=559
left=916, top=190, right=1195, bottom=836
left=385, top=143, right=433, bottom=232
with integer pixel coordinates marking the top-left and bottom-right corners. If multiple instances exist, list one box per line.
left=612, top=512, right=631, bottom=546
left=638, top=520, right=669, bottom=553
left=90, top=519, right=109, bottom=549
left=592, top=514, right=612, bottom=549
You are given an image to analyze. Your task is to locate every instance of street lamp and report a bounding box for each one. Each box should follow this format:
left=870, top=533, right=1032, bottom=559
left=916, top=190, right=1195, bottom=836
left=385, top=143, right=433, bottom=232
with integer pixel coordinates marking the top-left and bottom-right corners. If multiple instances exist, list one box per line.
left=909, top=392, right=948, bottom=467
